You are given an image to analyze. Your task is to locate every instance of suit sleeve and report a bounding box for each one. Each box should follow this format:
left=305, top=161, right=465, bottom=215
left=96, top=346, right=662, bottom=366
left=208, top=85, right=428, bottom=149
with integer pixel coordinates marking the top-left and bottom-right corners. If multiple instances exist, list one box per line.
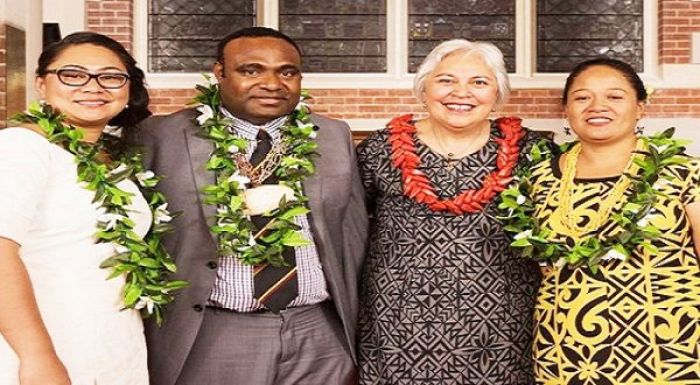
left=341, top=124, right=369, bottom=279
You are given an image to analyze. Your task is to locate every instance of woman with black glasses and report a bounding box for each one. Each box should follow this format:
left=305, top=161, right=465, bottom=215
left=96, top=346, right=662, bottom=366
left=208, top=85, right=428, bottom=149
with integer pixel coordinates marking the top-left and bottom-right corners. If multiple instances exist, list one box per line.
left=0, top=32, right=164, bottom=385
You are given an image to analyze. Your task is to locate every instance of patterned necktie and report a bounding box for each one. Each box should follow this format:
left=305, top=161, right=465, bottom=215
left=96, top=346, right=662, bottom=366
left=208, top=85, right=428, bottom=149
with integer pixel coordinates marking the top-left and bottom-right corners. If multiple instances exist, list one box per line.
left=249, top=129, right=299, bottom=312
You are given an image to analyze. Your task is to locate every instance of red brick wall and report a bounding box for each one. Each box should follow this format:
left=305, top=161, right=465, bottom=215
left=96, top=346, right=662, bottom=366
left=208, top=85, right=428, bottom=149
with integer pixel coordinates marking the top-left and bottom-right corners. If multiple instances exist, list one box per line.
left=87, top=0, right=700, bottom=120
left=659, top=0, right=700, bottom=64
left=148, top=88, right=700, bottom=120
left=149, top=89, right=564, bottom=119
left=85, top=0, right=133, bottom=52
left=0, top=24, right=6, bottom=127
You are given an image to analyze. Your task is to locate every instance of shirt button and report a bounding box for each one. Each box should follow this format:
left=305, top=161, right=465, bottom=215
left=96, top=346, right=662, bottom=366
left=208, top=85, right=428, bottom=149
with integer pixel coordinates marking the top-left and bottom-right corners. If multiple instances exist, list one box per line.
left=207, top=261, right=218, bottom=269
left=193, top=304, right=204, bottom=312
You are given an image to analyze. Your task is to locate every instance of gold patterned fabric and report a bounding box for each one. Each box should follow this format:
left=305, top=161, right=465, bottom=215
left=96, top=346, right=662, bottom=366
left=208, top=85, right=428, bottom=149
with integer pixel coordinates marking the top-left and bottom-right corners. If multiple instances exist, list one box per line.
left=530, top=153, right=700, bottom=385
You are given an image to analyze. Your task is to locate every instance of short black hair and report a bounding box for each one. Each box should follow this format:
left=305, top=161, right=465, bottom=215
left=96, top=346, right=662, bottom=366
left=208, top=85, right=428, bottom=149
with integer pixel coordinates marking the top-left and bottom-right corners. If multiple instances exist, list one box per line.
left=37, top=31, right=151, bottom=128
left=562, top=57, right=647, bottom=105
left=216, top=27, right=302, bottom=63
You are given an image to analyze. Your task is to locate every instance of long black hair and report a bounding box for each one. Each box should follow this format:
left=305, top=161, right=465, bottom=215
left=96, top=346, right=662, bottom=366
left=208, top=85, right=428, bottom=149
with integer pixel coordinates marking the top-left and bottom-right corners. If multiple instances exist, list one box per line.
left=37, top=31, right=151, bottom=128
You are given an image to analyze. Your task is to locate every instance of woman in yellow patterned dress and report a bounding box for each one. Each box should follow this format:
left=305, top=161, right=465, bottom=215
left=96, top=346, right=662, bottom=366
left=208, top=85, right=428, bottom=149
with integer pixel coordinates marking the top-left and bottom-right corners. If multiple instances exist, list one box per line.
left=523, top=58, right=700, bottom=385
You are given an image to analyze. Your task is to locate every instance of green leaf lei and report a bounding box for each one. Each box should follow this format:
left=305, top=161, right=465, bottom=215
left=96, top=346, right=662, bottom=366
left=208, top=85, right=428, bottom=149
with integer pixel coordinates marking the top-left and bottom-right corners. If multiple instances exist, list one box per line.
left=192, top=76, right=318, bottom=267
left=498, top=128, right=690, bottom=272
left=13, top=101, right=186, bottom=325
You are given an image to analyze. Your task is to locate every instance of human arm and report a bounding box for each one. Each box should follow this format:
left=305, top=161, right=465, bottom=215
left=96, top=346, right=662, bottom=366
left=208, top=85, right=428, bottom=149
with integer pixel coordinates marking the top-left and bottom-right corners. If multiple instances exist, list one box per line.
left=0, top=238, right=70, bottom=385
left=685, top=203, right=700, bottom=258
left=680, top=158, right=700, bottom=260
left=355, top=132, right=384, bottom=215
left=0, top=129, right=70, bottom=384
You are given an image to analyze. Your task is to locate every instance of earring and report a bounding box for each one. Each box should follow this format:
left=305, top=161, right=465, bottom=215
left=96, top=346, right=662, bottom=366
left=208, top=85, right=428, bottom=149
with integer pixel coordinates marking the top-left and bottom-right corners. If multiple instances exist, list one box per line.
left=635, top=126, right=644, bottom=135
left=124, top=104, right=130, bottom=109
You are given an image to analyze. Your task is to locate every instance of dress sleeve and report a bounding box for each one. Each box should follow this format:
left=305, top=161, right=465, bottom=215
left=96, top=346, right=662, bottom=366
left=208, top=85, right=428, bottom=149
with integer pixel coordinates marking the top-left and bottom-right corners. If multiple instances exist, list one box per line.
left=681, top=157, right=700, bottom=206
left=0, top=129, right=51, bottom=245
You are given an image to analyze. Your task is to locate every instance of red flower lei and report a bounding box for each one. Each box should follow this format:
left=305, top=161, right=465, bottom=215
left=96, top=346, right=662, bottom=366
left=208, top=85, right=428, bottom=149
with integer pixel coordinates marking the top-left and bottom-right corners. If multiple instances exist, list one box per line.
left=388, top=114, right=525, bottom=215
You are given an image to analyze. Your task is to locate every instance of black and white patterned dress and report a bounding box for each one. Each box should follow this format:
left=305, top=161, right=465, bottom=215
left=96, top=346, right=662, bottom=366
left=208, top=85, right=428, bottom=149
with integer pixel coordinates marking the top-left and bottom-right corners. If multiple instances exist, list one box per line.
left=356, top=118, right=542, bottom=385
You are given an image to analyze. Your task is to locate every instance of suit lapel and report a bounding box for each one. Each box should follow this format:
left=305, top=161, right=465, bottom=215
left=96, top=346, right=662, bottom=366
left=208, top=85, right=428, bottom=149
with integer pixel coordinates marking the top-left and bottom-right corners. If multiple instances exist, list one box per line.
left=184, top=127, right=218, bottom=244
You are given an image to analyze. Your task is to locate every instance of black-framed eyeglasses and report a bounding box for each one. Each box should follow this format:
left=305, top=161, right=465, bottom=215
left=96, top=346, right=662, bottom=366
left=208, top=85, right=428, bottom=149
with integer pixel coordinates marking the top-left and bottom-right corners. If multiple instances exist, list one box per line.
left=44, top=68, right=130, bottom=89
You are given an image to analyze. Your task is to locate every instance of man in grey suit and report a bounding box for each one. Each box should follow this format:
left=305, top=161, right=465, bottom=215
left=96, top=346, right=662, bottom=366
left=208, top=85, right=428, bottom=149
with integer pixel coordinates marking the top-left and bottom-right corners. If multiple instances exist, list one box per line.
left=131, top=27, right=368, bottom=385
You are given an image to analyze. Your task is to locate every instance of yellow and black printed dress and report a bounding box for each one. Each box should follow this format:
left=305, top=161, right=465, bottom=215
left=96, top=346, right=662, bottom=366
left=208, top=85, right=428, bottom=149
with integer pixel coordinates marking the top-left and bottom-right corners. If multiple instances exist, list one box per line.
left=529, top=152, right=700, bottom=385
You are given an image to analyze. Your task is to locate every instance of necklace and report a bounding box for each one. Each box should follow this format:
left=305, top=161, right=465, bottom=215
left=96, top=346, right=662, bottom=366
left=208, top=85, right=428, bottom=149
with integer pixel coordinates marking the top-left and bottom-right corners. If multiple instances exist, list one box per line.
left=194, top=77, right=318, bottom=267
left=388, top=114, right=525, bottom=215
left=429, top=120, right=490, bottom=170
left=559, top=140, right=643, bottom=236
left=13, top=101, right=185, bottom=325
left=498, top=128, right=687, bottom=271
left=233, top=141, right=290, bottom=186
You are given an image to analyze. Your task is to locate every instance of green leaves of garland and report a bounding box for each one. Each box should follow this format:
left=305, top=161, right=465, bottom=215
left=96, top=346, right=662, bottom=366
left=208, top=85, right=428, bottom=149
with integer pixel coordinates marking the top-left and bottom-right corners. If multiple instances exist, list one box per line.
left=193, top=78, right=318, bottom=267
left=498, top=129, right=687, bottom=272
left=13, top=101, right=185, bottom=325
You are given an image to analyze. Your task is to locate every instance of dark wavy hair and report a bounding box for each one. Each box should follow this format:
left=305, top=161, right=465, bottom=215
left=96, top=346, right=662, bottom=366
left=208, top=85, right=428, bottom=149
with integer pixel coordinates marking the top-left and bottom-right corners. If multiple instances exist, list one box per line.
left=562, top=58, right=647, bottom=105
left=36, top=31, right=151, bottom=127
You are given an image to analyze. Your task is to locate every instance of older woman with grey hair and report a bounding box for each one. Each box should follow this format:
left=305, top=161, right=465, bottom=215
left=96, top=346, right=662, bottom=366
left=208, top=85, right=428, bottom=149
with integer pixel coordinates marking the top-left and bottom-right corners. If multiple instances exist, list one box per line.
left=356, top=39, right=546, bottom=384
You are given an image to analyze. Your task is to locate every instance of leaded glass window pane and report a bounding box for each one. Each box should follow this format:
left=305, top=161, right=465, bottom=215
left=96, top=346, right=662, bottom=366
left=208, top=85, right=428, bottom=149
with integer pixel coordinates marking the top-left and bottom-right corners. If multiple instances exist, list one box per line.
left=408, top=0, right=515, bottom=73
left=279, top=0, right=387, bottom=72
left=537, top=0, right=644, bottom=73
left=148, top=0, right=256, bottom=72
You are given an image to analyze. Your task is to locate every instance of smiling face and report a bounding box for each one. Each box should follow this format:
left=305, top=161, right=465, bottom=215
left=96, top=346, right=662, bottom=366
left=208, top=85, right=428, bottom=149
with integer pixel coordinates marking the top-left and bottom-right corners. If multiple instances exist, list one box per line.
left=422, top=51, right=499, bottom=133
left=565, top=65, right=644, bottom=145
left=213, top=36, right=302, bottom=124
left=35, top=43, right=130, bottom=132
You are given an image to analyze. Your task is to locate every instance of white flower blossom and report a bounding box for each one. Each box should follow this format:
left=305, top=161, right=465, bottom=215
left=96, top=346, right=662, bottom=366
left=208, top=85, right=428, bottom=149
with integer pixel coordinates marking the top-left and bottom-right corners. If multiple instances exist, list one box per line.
left=98, top=213, right=125, bottom=230
left=114, top=244, right=130, bottom=254
left=602, top=248, right=627, bottom=261
left=650, top=143, right=669, bottom=153
left=296, top=119, right=310, bottom=128
left=196, top=104, right=215, bottom=125
left=637, top=210, right=658, bottom=227
left=108, top=163, right=129, bottom=176
left=516, top=195, right=526, bottom=205
left=135, top=296, right=156, bottom=314
left=227, top=172, right=251, bottom=189
left=653, top=178, right=670, bottom=190
left=248, top=233, right=257, bottom=246
left=135, top=170, right=155, bottom=186
left=514, top=229, right=532, bottom=240
left=296, top=101, right=310, bottom=111
left=154, top=203, right=173, bottom=224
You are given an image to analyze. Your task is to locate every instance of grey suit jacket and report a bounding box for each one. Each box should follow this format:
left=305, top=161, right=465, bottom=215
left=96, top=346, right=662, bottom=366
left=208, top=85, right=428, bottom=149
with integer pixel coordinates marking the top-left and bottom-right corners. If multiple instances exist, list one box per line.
left=131, top=108, right=368, bottom=385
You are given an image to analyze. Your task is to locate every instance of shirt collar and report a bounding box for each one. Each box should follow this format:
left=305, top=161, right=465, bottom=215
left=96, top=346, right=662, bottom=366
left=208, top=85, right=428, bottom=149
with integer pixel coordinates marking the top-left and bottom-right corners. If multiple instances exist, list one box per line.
left=220, top=107, right=287, bottom=142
